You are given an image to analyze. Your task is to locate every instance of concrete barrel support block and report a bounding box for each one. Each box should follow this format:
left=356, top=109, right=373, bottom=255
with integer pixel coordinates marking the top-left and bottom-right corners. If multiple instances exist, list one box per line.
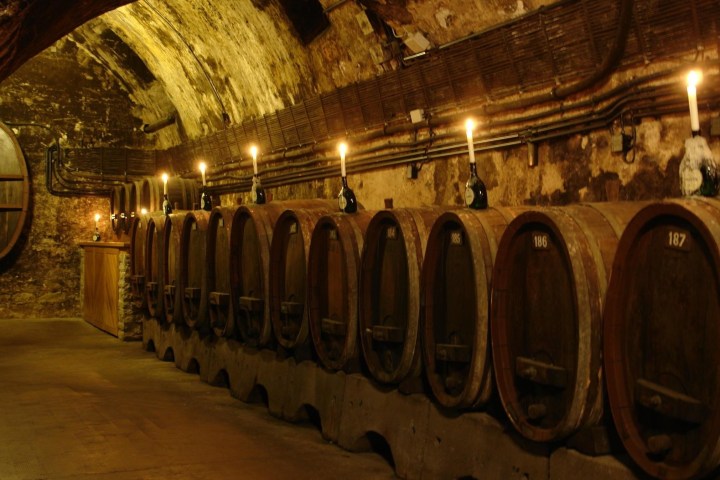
left=549, top=448, right=642, bottom=480
left=254, top=349, right=291, bottom=418
left=337, top=374, right=430, bottom=480
left=423, top=407, right=549, bottom=479
left=282, top=361, right=346, bottom=442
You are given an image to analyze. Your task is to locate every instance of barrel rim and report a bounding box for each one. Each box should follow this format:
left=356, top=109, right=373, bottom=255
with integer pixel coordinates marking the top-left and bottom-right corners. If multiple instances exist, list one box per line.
left=180, top=210, right=211, bottom=329
left=207, top=206, right=237, bottom=337
left=603, top=199, right=720, bottom=479
left=0, top=122, right=29, bottom=262
left=145, top=214, right=166, bottom=319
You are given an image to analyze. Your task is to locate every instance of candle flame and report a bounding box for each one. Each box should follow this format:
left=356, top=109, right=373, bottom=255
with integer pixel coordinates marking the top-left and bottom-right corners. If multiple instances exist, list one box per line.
left=338, top=142, right=348, bottom=156
left=250, top=145, right=258, bottom=158
left=199, top=162, right=206, bottom=174
left=162, top=173, right=168, bottom=183
left=687, top=70, right=702, bottom=87
left=141, top=208, right=147, bottom=215
left=465, top=118, right=475, bottom=135
left=94, top=213, right=100, bottom=222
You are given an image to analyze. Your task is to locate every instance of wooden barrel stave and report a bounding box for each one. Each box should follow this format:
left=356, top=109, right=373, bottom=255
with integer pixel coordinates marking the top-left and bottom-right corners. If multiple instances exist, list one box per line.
left=110, top=185, right=124, bottom=233
left=491, top=202, right=643, bottom=442
left=208, top=206, right=238, bottom=337
left=421, top=207, right=522, bottom=409
left=359, top=207, right=449, bottom=386
left=604, top=198, right=720, bottom=479
left=129, top=214, right=146, bottom=310
left=145, top=214, right=166, bottom=320
left=308, top=211, right=373, bottom=371
left=181, top=210, right=211, bottom=330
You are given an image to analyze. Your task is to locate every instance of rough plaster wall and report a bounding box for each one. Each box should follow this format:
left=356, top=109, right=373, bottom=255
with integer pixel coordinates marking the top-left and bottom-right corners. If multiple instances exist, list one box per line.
left=0, top=38, right=147, bottom=318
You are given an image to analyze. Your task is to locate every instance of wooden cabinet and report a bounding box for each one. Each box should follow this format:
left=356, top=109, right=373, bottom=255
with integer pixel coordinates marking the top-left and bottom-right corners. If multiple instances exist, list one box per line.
left=80, top=242, right=128, bottom=337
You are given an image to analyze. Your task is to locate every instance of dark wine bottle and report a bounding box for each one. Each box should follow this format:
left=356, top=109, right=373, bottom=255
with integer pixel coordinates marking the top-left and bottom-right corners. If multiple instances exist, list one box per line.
left=338, top=176, right=358, bottom=213
left=163, top=193, right=173, bottom=215
left=465, top=162, right=488, bottom=209
left=251, top=175, right=266, bottom=204
left=201, top=188, right=212, bottom=211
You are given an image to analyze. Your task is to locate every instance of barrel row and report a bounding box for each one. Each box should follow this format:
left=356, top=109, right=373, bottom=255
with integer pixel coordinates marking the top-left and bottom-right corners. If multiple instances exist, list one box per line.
left=130, top=199, right=720, bottom=480
left=111, top=177, right=199, bottom=234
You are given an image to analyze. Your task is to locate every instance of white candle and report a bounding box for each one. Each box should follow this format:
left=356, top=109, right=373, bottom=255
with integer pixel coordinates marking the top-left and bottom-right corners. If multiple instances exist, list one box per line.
left=687, top=70, right=701, bottom=132
left=199, top=162, right=207, bottom=186
left=94, top=213, right=100, bottom=229
left=466, top=119, right=476, bottom=164
left=141, top=208, right=147, bottom=215
left=162, top=173, right=168, bottom=195
left=250, top=146, right=258, bottom=175
left=339, top=142, right=348, bottom=177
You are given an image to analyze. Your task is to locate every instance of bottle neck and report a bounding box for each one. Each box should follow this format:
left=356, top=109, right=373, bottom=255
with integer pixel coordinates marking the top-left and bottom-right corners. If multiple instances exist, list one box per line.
left=469, top=162, right=478, bottom=175
left=692, top=129, right=701, bottom=138
left=341, top=176, right=349, bottom=188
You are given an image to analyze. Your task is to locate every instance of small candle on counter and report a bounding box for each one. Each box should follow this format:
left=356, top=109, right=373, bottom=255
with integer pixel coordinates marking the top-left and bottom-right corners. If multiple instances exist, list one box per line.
left=465, top=119, right=477, bottom=164
left=162, top=173, right=168, bottom=195
left=250, top=146, right=259, bottom=175
left=687, top=70, right=702, bottom=133
left=339, top=142, right=348, bottom=177
left=94, top=213, right=100, bottom=229
left=199, top=162, right=207, bottom=186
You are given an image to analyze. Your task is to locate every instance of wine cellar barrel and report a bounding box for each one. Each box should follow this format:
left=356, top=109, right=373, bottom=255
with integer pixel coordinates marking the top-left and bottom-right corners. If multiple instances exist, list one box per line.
left=604, top=198, right=720, bottom=480
left=490, top=202, right=642, bottom=442
left=145, top=214, right=166, bottom=319
left=270, top=201, right=337, bottom=352
left=308, top=211, right=373, bottom=371
left=180, top=210, right=211, bottom=330
left=163, top=211, right=187, bottom=325
left=0, top=121, right=29, bottom=262
left=231, top=200, right=336, bottom=348
left=129, top=212, right=148, bottom=309
left=141, top=176, right=163, bottom=212
left=207, top=206, right=238, bottom=337
left=359, top=208, right=447, bottom=385
left=122, top=183, right=136, bottom=234
left=421, top=207, right=521, bottom=409
left=110, top=185, right=124, bottom=233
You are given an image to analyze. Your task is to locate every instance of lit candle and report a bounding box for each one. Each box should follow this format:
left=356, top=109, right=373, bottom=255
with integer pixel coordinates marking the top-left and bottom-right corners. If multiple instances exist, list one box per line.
left=140, top=208, right=147, bottom=215
left=199, top=162, right=207, bottom=186
left=687, top=70, right=702, bottom=133
left=162, top=173, right=168, bottom=195
left=339, top=142, right=348, bottom=177
left=94, top=213, right=100, bottom=229
left=250, top=146, right=258, bottom=175
left=466, top=119, right=476, bottom=164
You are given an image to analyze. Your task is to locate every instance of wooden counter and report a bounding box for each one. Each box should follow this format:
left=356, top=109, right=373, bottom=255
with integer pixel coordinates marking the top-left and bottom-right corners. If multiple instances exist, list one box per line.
left=80, top=242, right=129, bottom=337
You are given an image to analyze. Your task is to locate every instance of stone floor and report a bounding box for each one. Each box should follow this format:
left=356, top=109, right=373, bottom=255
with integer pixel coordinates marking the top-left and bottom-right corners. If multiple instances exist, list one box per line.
left=0, top=317, right=396, bottom=480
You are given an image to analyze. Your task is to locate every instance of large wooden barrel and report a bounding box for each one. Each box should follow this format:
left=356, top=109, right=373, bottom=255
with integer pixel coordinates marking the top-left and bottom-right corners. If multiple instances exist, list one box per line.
left=122, top=183, right=136, bottom=234
left=490, top=202, right=642, bottom=443
left=144, top=214, right=166, bottom=319
left=110, top=185, right=125, bottom=233
left=181, top=210, right=211, bottom=330
left=0, top=122, right=29, bottom=262
left=163, top=211, right=188, bottom=325
left=604, top=198, right=720, bottom=480
left=134, top=176, right=200, bottom=214
left=308, top=211, right=373, bottom=371
left=141, top=176, right=163, bottom=212
left=133, top=179, right=152, bottom=213
left=359, top=208, right=447, bottom=385
left=231, top=199, right=336, bottom=348
left=421, top=207, right=521, bottom=409
left=129, top=213, right=147, bottom=310
left=207, top=206, right=239, bottom=337
left=270, top=201, right=338, bottom=352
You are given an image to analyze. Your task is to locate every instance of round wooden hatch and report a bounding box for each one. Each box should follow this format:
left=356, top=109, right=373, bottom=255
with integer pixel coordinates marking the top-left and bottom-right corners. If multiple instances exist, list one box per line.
left=0, top=122, right=29, bottom=262
left=604, top=198, right=720, bottom=480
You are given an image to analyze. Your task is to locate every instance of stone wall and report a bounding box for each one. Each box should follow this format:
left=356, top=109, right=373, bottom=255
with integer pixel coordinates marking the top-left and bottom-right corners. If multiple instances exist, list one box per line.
left=0, top=37, right=149, bottom=318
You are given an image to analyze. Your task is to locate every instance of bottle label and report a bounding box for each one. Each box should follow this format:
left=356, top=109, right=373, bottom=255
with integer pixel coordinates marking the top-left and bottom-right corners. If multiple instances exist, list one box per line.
left=338, top=195, right=347, bottom=211
left=464, top=187, right=475, bottom=207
